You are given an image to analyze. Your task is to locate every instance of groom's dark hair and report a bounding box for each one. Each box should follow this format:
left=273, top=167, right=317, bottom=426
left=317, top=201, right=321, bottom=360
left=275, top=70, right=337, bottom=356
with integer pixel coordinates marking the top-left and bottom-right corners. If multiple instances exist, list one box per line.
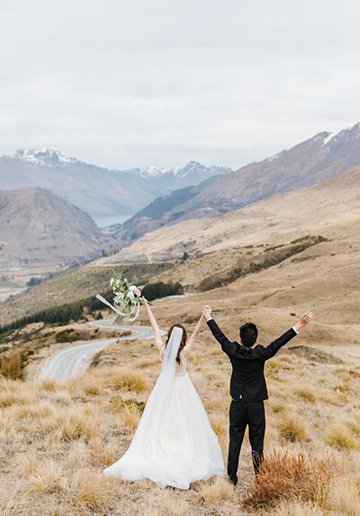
left=240, top=323, right=258, bottom=347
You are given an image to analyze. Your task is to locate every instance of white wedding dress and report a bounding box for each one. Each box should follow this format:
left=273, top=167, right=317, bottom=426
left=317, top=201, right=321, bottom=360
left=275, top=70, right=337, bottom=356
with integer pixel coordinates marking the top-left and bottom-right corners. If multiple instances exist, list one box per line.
left=104, top=328, right=224, bottom=489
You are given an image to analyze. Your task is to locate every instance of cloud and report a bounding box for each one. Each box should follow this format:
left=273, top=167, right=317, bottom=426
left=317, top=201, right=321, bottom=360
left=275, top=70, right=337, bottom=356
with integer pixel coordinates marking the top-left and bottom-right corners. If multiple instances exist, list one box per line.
left=0, top=0, right=360, bottom=169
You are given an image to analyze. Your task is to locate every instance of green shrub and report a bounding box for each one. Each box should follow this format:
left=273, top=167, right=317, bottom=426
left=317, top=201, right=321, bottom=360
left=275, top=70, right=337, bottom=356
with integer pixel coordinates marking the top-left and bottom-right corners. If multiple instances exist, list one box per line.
left=141, top=282, right=183, bottom=301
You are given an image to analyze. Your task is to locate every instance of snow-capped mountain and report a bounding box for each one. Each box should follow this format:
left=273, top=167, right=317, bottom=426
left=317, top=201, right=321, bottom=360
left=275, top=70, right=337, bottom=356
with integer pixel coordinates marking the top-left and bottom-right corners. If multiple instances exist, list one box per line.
left=13, top=148, right=79, bottom=166
left=117, top=122, right=360, bottom=244
left=0, top=150, right=232, bottom=221
left=111, top=160, right=232, bottom=197
left=126, top=160, right=231, bottom=178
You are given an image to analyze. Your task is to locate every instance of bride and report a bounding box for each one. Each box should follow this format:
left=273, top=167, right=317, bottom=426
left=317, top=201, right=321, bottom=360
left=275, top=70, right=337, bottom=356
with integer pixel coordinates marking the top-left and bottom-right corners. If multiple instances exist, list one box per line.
left=104, top=298, right=225, bottom=489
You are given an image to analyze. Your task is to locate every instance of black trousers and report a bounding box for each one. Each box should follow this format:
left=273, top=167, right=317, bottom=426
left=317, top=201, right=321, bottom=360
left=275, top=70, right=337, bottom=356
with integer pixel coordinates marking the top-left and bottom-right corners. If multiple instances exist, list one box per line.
left=228, top=400, right=265, bottom=482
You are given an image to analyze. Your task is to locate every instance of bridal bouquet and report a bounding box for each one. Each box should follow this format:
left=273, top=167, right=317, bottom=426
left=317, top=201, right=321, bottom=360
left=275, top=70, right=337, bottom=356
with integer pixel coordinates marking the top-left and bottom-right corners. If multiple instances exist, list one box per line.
left=96, top=272, right=142, bottom=321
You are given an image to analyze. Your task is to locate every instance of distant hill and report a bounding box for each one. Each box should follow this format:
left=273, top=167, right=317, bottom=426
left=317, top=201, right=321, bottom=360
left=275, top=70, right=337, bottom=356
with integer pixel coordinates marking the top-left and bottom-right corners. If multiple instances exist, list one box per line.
left=98, top=164, right=360, bottom=265
left=0, top=149, right=231, bottom=220
left=118, top=123, right=360, bottom=243
left=0, top=187, right=107, bottom=268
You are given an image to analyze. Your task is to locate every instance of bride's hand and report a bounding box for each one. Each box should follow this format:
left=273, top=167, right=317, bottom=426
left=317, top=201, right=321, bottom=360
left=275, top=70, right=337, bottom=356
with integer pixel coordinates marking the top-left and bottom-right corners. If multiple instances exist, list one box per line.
left=202, top=305, right=212, bottom=321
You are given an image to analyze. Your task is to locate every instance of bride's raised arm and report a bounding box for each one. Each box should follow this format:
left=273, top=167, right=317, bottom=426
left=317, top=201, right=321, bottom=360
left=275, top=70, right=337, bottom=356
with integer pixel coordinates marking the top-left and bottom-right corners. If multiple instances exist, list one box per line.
left=182, top=313, right=204, bottom=358
left=142, top=297, right=163, bottom=350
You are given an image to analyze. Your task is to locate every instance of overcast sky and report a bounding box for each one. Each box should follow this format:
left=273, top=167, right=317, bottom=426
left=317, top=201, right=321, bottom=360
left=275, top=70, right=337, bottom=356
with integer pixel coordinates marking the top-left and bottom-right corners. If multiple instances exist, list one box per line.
left=1, top=0, right=360, bottom=170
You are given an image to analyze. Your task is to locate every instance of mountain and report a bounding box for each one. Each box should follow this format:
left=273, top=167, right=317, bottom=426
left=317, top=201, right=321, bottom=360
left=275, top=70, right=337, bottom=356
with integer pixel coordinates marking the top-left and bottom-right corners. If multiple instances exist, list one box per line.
left=97, top=164, right=360, bottom=265
left=0, top=187, right=107, bottom=268
left=0, top=151, right=152, bottom=220
left=0, top=150, right=231, bottom=221
left=111, top=161, right=232, bottom=198
left=118, top=122, right=360, bottom=243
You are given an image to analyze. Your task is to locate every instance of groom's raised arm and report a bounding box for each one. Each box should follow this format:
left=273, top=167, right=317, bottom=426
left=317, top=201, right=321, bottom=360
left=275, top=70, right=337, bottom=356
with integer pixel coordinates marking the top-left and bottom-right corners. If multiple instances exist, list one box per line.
left=256, top=311, right=313, bottom=361
left=203, top=306, right=236, bottom=356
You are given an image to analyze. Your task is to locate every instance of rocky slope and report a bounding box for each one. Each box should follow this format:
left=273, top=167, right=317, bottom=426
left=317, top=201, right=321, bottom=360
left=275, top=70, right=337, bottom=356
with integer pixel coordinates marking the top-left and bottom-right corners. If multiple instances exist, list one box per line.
left=0, top=187, right=108, bottom=268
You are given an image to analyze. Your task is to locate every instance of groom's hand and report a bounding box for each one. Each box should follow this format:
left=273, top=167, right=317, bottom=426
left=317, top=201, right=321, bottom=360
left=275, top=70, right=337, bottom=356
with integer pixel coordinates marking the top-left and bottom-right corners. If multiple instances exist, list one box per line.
left=202, top=305, right=212, bottom=321
left=294, top=311, right=313, bottom=332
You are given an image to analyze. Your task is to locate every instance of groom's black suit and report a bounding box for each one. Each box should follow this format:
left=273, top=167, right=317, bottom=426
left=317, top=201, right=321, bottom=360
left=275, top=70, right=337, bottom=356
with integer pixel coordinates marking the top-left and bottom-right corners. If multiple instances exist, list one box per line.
left=207, top=318, right=297, bottom=483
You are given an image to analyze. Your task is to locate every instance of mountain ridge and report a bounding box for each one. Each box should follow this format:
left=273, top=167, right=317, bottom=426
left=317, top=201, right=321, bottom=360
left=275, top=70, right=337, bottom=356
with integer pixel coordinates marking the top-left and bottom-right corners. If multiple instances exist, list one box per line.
left=98, top=163, right=360, bottom=265
left=117, top=123, right=360, bottom=244
left=0, top=149, right=231, bottom=219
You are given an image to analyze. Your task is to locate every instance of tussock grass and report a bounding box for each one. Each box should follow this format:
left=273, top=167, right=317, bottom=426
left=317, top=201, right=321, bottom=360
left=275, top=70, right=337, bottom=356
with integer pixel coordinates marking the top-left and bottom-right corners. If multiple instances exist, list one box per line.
left=327, top=477, right=360, bottom=516
left=40, top=378, right=59, bottom=392
left=0, top=413, right=18, bottom=440
left=269, top=401, right=287, bottom=413
left=150, top=491, right=188, bottom=515
left=119, top=404, right=142, bottom=427
left=90, top=437, right=119, bottom=466
left=206, top=395, right=229, bottom=412
left=27, top=460, right=63, bottom=492
left=269, top=500, right=325, bottom=515
left=11, top=399, right=55, bottom=420
left=343, top=414, right=360, bottom=436
left=71, top=468, right=114, bottom=509
left=67, top=441, right=89, bottom=469
left=241, top=450, right=336, bottom=509
left=293, top=384, right=317, bottom=403
left=200, top=476, right=233, bottom=504
left=101, top=366, right=148, bottom=393
left=209, top=414, right=228, bottom=437
left=42, top=405, right=99, bottom=442
left=278, top=412, right=308, bottom=442
left=18, top=449, right=38, bottom=475
left=69, top=374, right=103, bottom=396
left=136, top=357, right=160, bottom=368
left=325, top=423, right=357, bottom=450
left=0, top=380, right=37, bottom=407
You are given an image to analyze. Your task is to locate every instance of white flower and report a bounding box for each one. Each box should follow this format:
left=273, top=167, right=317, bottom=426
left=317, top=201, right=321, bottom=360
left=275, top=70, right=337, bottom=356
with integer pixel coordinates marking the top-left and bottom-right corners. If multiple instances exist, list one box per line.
left=110, top=278, right=114, bottom=286
left=127, top=291, right=135, bottom=300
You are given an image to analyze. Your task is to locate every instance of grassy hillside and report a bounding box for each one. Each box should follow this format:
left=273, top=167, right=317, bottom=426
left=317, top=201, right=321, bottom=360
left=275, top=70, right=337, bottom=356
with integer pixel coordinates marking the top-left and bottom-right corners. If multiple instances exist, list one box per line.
left=1, top=165, right=359, bottom=515
left=0, top=262, right=173, bottom=325
left=0, top=327, right=359, bottom=515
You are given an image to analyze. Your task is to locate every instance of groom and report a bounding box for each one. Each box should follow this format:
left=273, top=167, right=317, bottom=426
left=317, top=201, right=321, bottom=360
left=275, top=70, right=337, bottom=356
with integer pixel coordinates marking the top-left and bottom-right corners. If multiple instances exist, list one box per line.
left=202, top=305, right=312, bottom=485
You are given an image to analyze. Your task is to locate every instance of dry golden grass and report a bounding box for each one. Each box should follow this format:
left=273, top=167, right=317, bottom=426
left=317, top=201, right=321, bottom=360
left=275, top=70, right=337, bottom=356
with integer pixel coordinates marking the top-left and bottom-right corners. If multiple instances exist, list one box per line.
left=1, top=304, right=360, bottom=516
left=27, top=459, right=64, bottom=492
left=325, top=423, right=358, bottom=450
left=41, top=404, right=100, bottom=442
left=292, top=384, right=317, bottom=403
left=71, top=468, right=114, bottom=509
left=99, top=366, right=149, bottom=392
left=67, top=440, right=90, bottom=469
left=268, top=500, right=325, bottom=516
left=0, top=378, right=37, bottom=407
left=200, top=476, right=234, bottom=504
left=89, top=437, right=119, bottom=466
left=40, top=378, right=59, bottom=391
left=277, top=412, right=308, bottom=442
left=241, top=450, right=336, bottom=510
left=326, top=475, right=360, bottom=516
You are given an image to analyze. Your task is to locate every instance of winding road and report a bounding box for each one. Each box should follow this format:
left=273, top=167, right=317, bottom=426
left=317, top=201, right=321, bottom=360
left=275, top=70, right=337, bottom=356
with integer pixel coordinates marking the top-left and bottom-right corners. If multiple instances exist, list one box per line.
left=37, top=317, right=164, bottom=382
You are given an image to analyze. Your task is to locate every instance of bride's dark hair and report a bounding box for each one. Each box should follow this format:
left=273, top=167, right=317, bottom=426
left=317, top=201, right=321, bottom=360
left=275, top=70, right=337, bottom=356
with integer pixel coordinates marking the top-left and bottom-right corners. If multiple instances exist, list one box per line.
left=166, top=324, right=187, bottom=364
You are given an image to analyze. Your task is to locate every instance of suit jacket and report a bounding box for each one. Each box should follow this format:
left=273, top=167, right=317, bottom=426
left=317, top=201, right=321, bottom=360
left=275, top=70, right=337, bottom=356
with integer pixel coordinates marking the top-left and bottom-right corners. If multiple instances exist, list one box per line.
left=207, top=319, right=297, bottom=402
